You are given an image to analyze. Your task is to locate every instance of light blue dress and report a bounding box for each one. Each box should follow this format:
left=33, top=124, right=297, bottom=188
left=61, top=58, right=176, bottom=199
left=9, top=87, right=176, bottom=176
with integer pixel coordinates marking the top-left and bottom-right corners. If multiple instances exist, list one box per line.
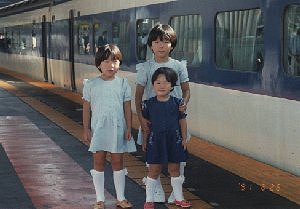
left=83, top=76, right=136, bottom=153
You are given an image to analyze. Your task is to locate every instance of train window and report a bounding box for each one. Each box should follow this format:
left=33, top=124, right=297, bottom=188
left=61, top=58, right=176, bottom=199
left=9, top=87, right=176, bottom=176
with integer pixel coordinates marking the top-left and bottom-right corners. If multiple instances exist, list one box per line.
left=284, top=5, right=300, bottom=77
left=136, top=18, right=159, bottom=60
left=112, top=21, right=130, bottom=62
left=216, top=9, right=264, bottom=72
left=11, top=31, right=17, bottom=52
left=78, top=23, right=91, bottom=54
left=94, top=22, right=110, bottom=52
left=170, top=15, right=202, bottom=66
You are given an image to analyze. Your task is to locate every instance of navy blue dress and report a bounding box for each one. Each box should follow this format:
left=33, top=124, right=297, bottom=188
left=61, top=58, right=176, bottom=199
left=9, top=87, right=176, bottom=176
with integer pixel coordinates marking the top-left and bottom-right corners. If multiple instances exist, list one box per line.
left=141, top=96, right=187, bottom=164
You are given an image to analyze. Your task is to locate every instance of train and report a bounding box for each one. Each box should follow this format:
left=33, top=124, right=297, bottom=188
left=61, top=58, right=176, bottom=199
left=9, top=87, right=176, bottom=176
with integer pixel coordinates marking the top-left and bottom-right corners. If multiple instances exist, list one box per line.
left=0, top=0, right=300, bottom=177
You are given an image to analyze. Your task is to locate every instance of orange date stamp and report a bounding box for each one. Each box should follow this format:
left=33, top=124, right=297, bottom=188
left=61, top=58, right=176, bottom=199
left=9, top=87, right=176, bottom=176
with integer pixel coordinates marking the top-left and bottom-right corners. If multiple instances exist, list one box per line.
left=238, top=182, right=280, bottom=192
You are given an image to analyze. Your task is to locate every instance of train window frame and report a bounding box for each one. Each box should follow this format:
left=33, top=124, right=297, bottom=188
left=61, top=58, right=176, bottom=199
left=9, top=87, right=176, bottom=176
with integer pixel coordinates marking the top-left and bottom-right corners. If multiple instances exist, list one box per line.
left=283, top=4, right=300, bottom=77
left=136, top=18, right=160, bottom=61
left=169, top=14, right=203, bottom=67
left=215, top=8, right=264, bottom=72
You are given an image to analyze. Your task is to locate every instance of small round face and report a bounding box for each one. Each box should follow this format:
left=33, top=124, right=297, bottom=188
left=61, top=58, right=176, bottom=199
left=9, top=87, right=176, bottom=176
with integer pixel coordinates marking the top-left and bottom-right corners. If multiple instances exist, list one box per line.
left=151, top=37, right=172, bottom=62
left=98, top=55, right=120, bottom=80
left=153, top=74, right=172, bottom=97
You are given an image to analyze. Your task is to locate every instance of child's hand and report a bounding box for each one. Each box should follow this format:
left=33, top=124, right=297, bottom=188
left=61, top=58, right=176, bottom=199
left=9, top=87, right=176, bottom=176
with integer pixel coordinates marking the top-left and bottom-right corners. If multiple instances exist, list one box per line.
left=125, top=128, right=132, bottom=140
left=182, top=139, right=188, bottom=150
left=179, top=99, right=187, bottom=112
left=83, top=128, right=91, bottom=145
left=141, top=117, right=151, bottom=136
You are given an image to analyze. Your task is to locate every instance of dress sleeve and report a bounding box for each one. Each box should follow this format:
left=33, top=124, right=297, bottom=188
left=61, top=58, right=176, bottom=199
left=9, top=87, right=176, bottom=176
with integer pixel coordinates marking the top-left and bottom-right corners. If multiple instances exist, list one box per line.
left=136, top=62, right=148, bottom=86
left=141, top=100, right=149, bottom=120
left=122, top=78, right=132, bottom=102
left=178, top=98, right=187, bottom=119
left=178, top=60, right=189, bottom=83
left=82, top=79, right=91, bottom=102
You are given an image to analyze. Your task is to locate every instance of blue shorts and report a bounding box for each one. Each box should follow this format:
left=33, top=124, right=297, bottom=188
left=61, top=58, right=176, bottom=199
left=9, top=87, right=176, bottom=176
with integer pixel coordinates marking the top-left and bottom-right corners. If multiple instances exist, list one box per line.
left=146, top=130, right=187, bottom=164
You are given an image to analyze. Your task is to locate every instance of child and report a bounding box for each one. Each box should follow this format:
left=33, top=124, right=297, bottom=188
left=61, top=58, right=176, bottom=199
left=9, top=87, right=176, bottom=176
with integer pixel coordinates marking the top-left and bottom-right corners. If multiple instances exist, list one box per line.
left=82, top=44, right=136, bottom=209
left=135, top=24, right=190, bottom=203
left=142, top=67, right=191, bottom=209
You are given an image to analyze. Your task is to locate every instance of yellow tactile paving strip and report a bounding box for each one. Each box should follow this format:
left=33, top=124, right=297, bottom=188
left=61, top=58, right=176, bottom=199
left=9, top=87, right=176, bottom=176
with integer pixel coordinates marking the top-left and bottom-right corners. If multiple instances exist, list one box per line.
left=1, top=67, right=300, bottom=206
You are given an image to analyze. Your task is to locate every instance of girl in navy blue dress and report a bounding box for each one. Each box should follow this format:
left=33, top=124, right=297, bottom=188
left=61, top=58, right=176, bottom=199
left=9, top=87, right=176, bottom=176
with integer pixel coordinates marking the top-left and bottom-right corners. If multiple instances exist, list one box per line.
left=142, top=67, right=191, bottom=209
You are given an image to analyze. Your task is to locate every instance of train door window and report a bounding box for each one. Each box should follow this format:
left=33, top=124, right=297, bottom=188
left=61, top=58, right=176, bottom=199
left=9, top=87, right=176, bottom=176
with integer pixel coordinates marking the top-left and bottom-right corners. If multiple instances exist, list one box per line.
left=0, top=32, right=4, bottom=52
left=170, top=15, right=202, bottom=66
left=216, top=9, right=264, bottom=71
left=78, top=22, right=91, bottom=54
left=94, top=22, right=110, bottom=52
left=284, top=5, right=300, bottom=77
left=11, top=31, right=19, bottom=53
left=136, top=18, right=159, bottom=61
left=112, top=21, right=130, bottom=62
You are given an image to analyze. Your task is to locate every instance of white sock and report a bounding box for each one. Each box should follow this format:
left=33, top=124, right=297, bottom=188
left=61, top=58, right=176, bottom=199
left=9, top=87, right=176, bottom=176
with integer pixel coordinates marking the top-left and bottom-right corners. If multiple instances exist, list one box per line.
left=90, top=169, right=105, bottom=202
left=171, top=176, right=185, bottom=201
left=168, top=162, right=186, bottom=203
left=145, top=176, right=157, bottom=202
left=155, top=175, right=164, bottom=194
left=179, top=162, right=186, bottom=176
left=113, top=169, right=126, bottom=201
left=154, top=175, right=165, bottom=202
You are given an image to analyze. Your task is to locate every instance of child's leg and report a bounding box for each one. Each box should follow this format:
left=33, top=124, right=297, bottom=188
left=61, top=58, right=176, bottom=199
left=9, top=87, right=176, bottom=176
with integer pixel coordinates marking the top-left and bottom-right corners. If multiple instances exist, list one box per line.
left=169, top=163, right=191, bottom=207
left=168, top=162, right=186, bottom=203
left=111, top=153, right=126, bottom=201
left=146, top=164, right=162, bottom=203
left=168, top=163, right=183, bottom=201
left=143, top=163, right=165, bottom=203
left=91, top=151, right=107, bottom=202
left=154, top=175, right=165, bottom=202
left=111, top=153, right=133, bottom=208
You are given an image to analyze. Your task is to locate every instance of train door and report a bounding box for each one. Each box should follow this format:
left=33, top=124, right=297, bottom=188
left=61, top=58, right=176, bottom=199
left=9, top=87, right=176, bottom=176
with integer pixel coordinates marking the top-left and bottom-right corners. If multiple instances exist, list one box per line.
left=69, top=9, right=76, bottom=91
left=41, top=15, right=48, bottom=82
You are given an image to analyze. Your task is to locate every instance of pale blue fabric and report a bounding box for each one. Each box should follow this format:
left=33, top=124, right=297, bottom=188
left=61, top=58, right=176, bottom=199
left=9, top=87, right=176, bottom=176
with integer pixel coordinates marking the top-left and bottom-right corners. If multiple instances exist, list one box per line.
left=83, top=76, right=136, bottom=153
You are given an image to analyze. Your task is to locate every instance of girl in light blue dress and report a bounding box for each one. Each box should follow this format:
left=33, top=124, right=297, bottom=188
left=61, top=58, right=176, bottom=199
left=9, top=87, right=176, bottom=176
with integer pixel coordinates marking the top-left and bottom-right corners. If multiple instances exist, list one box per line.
left=82, top=44, right=136, bottom=209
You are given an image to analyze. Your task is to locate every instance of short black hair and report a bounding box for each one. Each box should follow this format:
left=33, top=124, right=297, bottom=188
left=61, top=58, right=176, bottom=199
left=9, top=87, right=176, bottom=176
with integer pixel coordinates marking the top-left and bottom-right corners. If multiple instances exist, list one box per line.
left=147, top=24, right=177, bottom=52
left=95, top=44, right=122, bottom=72
left=151, top=67, right=178, bottom=89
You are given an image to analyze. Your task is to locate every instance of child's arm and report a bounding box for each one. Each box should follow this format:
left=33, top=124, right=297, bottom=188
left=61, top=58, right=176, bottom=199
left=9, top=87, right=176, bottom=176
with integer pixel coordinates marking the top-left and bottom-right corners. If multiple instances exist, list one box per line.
left=123, top=100, right=132, bottom=140
left=179, top=118, right=188, bottom=150
left=179, top=82, right=191, bottom=112
left=82, top=100, right=91, bottom=144
left=135, top=84, right=150, bottom=134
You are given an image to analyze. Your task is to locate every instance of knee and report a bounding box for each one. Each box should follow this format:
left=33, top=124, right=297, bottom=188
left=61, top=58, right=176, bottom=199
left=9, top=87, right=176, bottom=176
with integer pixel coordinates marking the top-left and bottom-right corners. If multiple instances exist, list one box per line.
left=148, top=167, right=161, bottom=179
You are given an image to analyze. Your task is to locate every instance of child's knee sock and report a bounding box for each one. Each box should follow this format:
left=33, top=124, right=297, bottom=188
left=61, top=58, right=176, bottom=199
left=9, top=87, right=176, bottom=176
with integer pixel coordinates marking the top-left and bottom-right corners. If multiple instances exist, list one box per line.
left=91, top=169, right=105, bottom=202
left=171, top=176, right=185, bottom=201
left=179, top=162, right=186, bottom=176
left=113, top=169, right=126, bottom=201
left=154, top=175, right=165, bottom=202
left=145, top=176, right=157, bottom=202
left=168, top=162, right=186, bottom=203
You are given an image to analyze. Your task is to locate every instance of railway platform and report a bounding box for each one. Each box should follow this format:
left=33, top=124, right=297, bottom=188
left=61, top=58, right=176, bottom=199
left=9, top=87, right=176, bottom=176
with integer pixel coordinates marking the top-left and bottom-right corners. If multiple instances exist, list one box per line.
left=0, top=67, right=299, bottom=209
